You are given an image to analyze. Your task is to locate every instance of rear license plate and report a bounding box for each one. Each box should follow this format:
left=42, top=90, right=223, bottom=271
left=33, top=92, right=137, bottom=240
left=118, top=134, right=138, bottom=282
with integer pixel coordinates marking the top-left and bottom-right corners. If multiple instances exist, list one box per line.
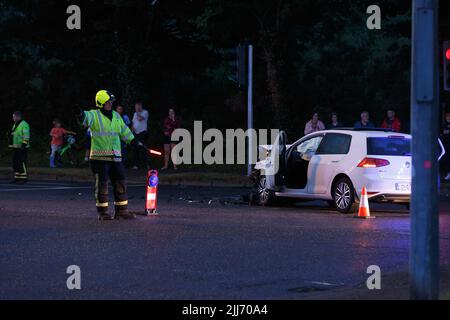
left=395, top=183, right=411, bottom=191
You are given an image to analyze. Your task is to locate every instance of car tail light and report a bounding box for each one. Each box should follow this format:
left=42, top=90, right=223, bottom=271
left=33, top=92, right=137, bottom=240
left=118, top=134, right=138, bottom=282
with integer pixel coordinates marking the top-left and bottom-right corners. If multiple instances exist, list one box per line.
left=357, top=157, right=390, bottom=168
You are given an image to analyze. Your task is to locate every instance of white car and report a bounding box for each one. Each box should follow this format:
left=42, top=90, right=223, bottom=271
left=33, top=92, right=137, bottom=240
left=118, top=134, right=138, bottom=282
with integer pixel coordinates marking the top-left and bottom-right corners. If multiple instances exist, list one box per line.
left=252, top=129, right=444, bottom=213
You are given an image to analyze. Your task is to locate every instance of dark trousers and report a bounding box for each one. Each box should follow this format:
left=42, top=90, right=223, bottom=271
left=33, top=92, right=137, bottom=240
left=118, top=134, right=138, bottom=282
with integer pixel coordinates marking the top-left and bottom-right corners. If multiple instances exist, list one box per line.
left=12, top=148, right=28, bottom=181
left=90, top=160, right=128, bottom=214
left=133, top=131, right=149, bottom=169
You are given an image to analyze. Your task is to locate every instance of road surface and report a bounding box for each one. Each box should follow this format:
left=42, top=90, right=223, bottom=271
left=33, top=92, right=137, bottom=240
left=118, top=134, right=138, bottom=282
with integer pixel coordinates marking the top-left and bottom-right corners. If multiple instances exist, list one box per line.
left=0, top=180, right=449, bottom=299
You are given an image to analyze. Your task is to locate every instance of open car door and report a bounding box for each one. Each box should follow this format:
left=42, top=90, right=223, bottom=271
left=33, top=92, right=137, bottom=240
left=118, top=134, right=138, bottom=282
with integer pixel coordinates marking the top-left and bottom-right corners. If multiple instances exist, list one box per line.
left=438, top=138, right=445, bottom=161
left=263, top=131, right=287, bottom=191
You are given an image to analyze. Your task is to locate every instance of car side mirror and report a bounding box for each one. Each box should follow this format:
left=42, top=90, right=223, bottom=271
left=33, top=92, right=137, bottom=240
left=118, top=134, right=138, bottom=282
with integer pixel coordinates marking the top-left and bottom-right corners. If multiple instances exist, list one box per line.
left=292, top=150, right=302, bottom=161
left=301, top=151, right=314, bottom=162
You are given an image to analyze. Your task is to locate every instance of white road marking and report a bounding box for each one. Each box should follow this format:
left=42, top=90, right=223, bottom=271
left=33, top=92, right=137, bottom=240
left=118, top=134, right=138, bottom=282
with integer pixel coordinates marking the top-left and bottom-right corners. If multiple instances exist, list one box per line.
left=0, top=186, right=93, bottom=192
left=0, top=181, right=77, bottom=185
left=309, top=281, right=344, bottom=287
left=0, top=183, right=70, bottom=187
left=0, top=183, right=145, bottom=192
left=0, top=182, right=82, bottom=188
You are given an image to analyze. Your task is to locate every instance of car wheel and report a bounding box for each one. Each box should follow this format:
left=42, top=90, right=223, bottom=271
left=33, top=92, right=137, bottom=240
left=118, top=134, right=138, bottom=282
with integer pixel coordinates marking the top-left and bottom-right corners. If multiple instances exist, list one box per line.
left=332, top=177, right=358, bottom=213
left=256, top=175, right=275, bottom=206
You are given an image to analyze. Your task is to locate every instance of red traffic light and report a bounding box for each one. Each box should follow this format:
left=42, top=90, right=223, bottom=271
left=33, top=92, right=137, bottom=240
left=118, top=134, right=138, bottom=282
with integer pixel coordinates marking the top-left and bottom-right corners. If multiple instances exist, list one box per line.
left=446, top=49, right=450, bottom=60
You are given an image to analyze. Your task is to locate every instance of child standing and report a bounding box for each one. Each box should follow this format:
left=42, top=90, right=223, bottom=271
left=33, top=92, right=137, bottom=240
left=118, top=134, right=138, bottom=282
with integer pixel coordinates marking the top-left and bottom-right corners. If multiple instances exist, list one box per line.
left=49, top=119, right=76, bottom=168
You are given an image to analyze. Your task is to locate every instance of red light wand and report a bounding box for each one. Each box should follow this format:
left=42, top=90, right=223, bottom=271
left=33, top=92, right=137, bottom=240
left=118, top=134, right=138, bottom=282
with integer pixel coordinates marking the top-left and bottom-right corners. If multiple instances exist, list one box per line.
left=141, top=144, right=163, bottom=157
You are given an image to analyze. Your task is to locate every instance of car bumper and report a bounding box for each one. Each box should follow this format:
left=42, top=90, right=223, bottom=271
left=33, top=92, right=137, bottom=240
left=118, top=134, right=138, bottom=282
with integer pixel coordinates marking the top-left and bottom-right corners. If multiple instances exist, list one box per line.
left=368, top=193, right=410, bottom=203
left=353, top=175, right=411, bottom=202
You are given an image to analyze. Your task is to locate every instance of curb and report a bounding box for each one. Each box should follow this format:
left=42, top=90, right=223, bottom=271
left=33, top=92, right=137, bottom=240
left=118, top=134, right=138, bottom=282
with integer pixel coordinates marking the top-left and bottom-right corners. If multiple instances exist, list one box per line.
left=0, top=169, right=253, bottom=188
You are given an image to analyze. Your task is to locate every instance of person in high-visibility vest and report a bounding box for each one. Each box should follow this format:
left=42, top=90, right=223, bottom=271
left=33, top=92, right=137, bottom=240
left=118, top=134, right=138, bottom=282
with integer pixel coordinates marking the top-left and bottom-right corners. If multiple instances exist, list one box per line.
left=8, top=111, right=30, bottom=184
left=78, top=90, right=144, bottom=221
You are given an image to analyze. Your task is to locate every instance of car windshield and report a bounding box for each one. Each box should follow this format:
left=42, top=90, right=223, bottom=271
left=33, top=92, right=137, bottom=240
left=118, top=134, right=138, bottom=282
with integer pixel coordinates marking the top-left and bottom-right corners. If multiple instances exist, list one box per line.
left=367, top=137, right=411, bottom=156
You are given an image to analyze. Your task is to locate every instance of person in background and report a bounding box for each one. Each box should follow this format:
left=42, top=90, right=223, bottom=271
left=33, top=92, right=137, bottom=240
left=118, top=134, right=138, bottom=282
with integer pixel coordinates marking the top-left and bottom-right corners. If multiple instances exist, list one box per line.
left=132, top=101, right=149, bottom=169
left=84, top=128, right=91, bottom=163
left=161, top=108, right=181, bottom=170
left=354, top=111, right=375, bottom=129
left=116, top=105, right=131, bottom=167
left=116, top=105, right=131, bottom=127
left=304, top=112, right=325, bottom=135
left=441, top=112, right=450, bottom=180
left=327, top=112, right=343, bottom=129
left=381, top=109, right=401, bottom=132
left=8, top=111, right=30, bottom=184
left=49, top=119, right=77, bottom=168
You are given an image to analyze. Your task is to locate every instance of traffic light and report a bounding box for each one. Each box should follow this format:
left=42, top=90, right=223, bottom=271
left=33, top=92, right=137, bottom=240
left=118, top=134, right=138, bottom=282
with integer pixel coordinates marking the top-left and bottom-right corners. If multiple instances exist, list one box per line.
left=237, top=44, right=247, bottom=87
left=220, top=44, right=248, bottom=88
left=444, top=41, right=450, bottom=91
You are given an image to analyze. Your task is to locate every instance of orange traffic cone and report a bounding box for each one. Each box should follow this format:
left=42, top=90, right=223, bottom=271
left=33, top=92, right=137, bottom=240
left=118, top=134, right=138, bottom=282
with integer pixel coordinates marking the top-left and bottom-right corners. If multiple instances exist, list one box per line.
left=356, top=186, right=375, bottom=219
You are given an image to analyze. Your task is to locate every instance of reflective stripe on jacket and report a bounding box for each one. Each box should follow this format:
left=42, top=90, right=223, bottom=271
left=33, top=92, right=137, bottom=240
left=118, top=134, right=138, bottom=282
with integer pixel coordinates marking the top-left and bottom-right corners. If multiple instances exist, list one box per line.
left=9, top=121, right=30, bottom=149
left=83, top=109, right=134, bottom=161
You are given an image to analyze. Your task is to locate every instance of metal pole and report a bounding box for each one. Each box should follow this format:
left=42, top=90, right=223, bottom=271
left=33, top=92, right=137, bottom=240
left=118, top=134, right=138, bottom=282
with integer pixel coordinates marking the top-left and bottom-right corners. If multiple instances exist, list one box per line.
left=247, top=45, right=254, bottom=176
left=410, top=0, right=440, bottom=300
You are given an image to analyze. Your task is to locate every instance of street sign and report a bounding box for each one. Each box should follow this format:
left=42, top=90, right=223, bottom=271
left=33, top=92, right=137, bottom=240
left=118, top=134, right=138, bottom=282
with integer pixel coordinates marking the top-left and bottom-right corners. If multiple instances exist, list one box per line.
left=414, top=8, right=434, bottom=102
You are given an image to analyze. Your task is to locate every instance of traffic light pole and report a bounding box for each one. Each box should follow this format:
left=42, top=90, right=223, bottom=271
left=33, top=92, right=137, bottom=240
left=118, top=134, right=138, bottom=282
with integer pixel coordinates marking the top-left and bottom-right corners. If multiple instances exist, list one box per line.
left=410, top=0, right=440, bottom=300
left=247, top=45, right=254, bottom=177
left=444, top=41, right=450, bottom=91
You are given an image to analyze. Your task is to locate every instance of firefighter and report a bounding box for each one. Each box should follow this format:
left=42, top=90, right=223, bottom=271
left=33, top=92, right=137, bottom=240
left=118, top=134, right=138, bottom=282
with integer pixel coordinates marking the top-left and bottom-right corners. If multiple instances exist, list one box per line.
left=8, top=111, right=30, bottom=184
left=79, top=90, right=144, bottom=221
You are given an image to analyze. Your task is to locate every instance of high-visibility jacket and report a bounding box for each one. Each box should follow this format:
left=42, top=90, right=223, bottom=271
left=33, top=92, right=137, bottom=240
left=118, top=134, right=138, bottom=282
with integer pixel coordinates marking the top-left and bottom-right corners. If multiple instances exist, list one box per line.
left=83, top=109, right=134, bottom=161
left=9, top=120, right=30, bottom=149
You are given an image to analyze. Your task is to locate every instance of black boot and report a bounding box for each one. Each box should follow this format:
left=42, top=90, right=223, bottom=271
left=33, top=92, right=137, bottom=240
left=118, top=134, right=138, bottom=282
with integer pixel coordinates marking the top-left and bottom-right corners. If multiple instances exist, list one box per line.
left=114, top=210, right=136, bottom=220
left=98, top=211, right=114, bottom=221
left=98, top=215, right=114, bottom=221
left=112, top=179, right=133, bottom=220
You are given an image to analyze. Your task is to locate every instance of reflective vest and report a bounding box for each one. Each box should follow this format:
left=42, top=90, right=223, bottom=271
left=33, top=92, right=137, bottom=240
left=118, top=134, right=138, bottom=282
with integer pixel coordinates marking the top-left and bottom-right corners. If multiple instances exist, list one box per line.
left=9, top=120, right=30, bottom=149
left=83, top=109, right=134, bottom=161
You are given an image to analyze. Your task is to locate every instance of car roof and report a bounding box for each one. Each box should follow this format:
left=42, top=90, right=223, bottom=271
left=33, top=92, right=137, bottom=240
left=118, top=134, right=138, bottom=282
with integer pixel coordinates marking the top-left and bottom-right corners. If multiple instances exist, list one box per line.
left=310, top=128, right=411, bottom=138
left=289, top=129, right=411, bottom=146
left=332, top=127, right=397, bottom=132
left=260, top=129, right=412, bottom=151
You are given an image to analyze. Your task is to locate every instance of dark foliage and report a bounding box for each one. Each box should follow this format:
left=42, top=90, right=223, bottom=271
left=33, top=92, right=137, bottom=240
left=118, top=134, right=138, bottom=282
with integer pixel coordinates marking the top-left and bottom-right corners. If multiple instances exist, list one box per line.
left=0, top=0, right=449, bottom=150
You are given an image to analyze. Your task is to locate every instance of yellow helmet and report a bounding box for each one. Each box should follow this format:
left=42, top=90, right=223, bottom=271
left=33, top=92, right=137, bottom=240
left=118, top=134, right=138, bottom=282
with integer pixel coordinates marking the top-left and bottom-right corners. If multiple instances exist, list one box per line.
left=95, top=90, right=116, bottom=108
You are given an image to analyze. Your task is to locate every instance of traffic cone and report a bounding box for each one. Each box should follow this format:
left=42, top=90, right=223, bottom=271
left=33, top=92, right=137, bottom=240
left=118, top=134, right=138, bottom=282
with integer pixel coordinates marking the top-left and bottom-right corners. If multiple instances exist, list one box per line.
left=356, top=186, right=375, bottom=219
left=145, top=169, right=159, bottom=216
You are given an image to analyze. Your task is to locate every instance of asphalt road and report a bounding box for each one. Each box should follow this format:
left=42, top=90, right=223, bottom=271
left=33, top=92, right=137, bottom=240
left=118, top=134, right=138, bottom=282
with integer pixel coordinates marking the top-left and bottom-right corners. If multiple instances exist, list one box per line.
left=0, top=179, right=449, bottom=300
